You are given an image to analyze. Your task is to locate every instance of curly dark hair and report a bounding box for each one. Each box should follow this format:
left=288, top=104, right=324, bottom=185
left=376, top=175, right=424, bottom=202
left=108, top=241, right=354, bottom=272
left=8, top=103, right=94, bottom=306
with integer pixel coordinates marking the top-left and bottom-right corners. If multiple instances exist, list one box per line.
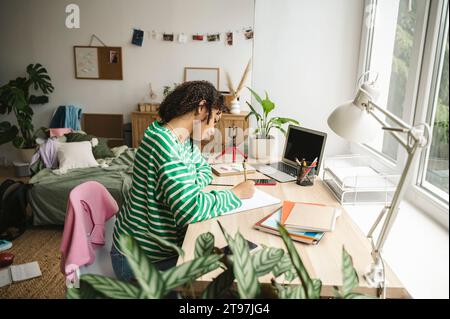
left=158, top=81, right=226, bottom=124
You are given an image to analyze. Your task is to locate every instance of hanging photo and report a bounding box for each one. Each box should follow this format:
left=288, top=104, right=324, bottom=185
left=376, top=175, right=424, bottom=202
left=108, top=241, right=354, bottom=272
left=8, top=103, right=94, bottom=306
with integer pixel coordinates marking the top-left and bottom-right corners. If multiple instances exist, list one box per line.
left=131, top=29, right=144, bottom=46
left=178, top=33, right=188, bottom=44
left=226, top=32, right=233, bottom=46
left=207, top=33, right=220, bottom=42
left=244, top=28, right=254, bottom=40
left=192, top=34, right=204, bottom=41
left=151, top=30, right=158, bottom=40
left=163, top=33, right=174, bottom=41
left=109, top=50, right=119, bottom=64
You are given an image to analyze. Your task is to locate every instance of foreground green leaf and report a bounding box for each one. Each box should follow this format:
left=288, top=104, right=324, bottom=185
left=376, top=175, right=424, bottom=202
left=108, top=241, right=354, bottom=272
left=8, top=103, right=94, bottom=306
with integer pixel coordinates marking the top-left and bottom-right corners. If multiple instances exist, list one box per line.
left=252, top=247, right=284, bottom=277
left=146, top=231, right=185, bottom=259
left=119, top=235, right=165, bottom=298
left=201, top=268, right=235, bottom=299
left=80, top=274, right=141, bottom=299
left=194, top=232, right=215, bottom=258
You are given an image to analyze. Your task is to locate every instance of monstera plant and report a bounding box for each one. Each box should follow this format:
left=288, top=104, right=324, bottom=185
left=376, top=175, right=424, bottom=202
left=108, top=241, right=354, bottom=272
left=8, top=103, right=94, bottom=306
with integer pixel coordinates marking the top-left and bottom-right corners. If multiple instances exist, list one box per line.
left=0, top=63, right=54, bottom=160
left=67, top=223, right=374, bottom=300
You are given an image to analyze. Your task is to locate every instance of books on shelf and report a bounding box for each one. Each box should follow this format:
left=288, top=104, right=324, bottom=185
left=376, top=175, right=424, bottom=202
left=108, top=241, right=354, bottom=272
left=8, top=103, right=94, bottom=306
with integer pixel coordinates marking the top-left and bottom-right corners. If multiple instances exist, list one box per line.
left=282, top=201, right=341, bottom=233
left=254, top=207, right=324, bottom=245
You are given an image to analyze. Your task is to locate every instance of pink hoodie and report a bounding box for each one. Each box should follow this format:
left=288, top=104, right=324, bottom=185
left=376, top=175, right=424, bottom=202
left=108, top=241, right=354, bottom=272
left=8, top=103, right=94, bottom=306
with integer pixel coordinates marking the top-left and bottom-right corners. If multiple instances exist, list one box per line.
left=60, top=181, right=118, bottom=281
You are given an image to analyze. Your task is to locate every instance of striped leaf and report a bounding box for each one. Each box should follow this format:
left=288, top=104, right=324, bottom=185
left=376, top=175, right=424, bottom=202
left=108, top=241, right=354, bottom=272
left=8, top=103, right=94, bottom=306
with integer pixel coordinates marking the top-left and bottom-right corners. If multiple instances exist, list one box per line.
left=284, top=269, right=297, bottom=282
left=252, top=247, right=284, bottom=277
left=146, top=231, right=185, bottom=259
left=217, top=222, right=260, bottom=298
left=272, top=254, right=293, bottom=277
left=194, top=232, right=215, bottom=258
left=66, top=281, right=104, bottom=299
left=228, top=232, right=261, bottom=298
left=342, top=247, right=359, bottom=296
left=272, top=279, right=306, bottom=299
left=161, top=254, right=223, bottom=293
left=80, top=274, right=141, bottom=299
left=201, top=268, right=235, bottom=299
left=278, top=224, right=321, bottom=299
left=119, top=235, right=165, bottom=299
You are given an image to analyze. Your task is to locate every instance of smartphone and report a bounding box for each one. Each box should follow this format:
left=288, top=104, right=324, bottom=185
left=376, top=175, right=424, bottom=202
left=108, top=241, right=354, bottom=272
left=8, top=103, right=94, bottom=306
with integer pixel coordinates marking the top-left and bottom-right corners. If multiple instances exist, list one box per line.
left=222, top=240, right=258, bottom=255
left=250, top=179, right=277, bottom=186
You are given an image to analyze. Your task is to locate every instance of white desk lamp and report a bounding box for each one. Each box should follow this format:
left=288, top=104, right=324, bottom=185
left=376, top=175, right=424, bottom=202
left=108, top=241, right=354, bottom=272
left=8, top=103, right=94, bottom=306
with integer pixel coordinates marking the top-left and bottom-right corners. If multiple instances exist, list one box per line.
left=327, top=72, right=430, bottom=297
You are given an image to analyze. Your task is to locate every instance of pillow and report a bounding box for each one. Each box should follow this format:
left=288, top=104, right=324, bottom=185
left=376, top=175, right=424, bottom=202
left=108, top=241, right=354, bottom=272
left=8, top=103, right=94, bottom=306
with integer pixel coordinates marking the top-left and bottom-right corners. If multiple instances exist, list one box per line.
left=65, top=133, right=114, bottom=159
left=56, top=141, right=98, bottom=174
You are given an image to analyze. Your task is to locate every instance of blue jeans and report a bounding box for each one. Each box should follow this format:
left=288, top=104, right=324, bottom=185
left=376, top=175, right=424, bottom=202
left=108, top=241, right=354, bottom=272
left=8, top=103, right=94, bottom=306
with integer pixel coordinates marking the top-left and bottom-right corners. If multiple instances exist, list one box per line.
left=110, top=244, right=177, bottom=282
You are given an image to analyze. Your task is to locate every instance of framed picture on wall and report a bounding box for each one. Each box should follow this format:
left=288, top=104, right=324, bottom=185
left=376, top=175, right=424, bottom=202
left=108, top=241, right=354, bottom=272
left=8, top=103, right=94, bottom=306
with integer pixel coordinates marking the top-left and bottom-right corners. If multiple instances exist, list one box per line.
left=74, top=46, right=123, bottom=80
left=184, top=67, right=220, bottom=89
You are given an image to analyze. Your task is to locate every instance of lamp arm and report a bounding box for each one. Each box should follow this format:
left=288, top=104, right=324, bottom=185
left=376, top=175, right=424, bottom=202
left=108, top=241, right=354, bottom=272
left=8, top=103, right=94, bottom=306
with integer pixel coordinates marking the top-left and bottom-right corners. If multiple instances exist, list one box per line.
left=368, top=101, right=413, bottom=131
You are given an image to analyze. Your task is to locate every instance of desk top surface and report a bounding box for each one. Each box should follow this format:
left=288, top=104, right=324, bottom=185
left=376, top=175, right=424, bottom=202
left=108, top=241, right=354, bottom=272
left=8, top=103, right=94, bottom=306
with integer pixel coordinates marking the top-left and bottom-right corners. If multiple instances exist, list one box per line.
left=178, top=171, right=410, bottom=298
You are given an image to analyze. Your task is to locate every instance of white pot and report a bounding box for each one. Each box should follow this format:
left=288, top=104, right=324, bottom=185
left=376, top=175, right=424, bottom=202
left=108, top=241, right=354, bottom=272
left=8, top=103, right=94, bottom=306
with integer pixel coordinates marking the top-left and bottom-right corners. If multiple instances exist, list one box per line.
left=249, top=135, right=275, bottom=161
left=19, top=148, right=36, bottom=163
left=229, top=97, right=241, bottom=114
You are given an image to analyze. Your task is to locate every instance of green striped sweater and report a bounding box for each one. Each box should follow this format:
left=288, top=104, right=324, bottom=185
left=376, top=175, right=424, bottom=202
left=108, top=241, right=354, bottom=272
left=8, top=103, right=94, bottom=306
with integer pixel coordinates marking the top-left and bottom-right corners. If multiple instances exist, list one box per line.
left=112, top=121, right=242, bottom=262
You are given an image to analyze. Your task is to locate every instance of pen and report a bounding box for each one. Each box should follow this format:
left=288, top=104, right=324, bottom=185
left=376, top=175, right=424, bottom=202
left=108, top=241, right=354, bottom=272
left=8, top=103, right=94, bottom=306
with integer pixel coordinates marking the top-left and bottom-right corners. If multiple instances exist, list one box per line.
left=300, top=157, right=318, bottom=182
left=243, top=159, right=248, bottom=181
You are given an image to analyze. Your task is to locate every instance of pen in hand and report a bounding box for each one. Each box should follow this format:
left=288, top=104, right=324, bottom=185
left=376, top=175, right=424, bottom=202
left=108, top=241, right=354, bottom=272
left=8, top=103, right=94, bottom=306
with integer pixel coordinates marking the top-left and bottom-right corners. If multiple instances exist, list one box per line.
left=243, top=159, right=248, bottom=181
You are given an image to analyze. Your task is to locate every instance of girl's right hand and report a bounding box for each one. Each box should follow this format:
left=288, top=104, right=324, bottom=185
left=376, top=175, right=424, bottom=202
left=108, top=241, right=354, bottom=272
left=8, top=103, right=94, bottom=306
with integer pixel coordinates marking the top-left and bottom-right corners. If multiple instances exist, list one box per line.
left=231, top=180, right=256, bottom=199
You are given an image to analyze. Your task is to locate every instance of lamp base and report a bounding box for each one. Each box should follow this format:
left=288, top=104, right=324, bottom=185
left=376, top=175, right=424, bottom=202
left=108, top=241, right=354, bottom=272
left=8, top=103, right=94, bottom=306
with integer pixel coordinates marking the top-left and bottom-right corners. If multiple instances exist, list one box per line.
left=364, top=256, right=385, bottom=288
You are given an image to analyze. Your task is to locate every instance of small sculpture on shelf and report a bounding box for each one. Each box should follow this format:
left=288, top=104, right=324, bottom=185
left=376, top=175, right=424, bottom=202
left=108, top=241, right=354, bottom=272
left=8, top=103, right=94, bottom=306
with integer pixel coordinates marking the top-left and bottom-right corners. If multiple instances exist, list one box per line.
left=226, top=59, right=252, bottom=114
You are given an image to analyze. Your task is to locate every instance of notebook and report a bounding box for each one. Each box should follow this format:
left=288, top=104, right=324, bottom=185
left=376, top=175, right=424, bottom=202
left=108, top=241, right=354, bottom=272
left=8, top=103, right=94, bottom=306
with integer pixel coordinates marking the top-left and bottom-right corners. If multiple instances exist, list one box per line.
left=0, top=261, right=42, bottom=288
left=254, top=207, right=324, bottom=245
left=284, top=202, right=341, bottom=233
left=211, top=163, right=256, bottom=176
left=224, top=188, right=281, bottom=216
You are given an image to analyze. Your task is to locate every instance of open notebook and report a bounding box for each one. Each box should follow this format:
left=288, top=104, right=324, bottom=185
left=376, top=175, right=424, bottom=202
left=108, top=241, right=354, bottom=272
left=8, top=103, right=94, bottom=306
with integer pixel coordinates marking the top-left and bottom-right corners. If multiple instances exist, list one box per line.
left=0, top=261, right=42, bottom=288
left=223, top=188, right=281, bottom=216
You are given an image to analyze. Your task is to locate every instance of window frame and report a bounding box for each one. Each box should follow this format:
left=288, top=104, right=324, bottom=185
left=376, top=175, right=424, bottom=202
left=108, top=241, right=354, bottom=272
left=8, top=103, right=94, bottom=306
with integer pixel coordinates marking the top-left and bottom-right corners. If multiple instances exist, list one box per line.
left=356, top=0, right=449, bottom=229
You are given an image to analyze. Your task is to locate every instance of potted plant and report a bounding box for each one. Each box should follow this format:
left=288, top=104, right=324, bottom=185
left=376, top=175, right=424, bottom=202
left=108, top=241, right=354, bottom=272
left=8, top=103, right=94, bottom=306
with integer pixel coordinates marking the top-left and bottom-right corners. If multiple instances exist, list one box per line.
left=246, top=88, right=299, bottom=160
left=0, top=63, right=54, bottom=162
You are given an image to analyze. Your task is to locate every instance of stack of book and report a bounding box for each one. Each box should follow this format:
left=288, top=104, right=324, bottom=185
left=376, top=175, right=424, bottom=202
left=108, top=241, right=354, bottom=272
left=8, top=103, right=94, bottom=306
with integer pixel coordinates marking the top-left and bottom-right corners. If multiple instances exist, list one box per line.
left=254, top=201, right=341, bottom=245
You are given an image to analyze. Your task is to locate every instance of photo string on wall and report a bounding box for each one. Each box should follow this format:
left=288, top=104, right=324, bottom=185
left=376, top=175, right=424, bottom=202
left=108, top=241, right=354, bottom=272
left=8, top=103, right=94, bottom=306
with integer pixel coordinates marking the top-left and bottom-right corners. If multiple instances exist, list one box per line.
left=131, top=26, right=253, bottom=46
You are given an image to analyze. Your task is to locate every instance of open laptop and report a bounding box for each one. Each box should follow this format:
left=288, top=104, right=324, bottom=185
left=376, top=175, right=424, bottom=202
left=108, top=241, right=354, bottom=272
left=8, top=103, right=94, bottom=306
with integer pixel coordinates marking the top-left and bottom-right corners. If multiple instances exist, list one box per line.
left=255, top=125, right=327, bottom=183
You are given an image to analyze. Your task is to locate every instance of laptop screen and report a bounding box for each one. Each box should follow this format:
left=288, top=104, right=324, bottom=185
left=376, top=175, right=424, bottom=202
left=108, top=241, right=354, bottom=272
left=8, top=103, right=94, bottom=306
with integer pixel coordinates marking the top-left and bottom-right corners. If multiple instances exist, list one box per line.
left=283, top=126, right=327, bottom=172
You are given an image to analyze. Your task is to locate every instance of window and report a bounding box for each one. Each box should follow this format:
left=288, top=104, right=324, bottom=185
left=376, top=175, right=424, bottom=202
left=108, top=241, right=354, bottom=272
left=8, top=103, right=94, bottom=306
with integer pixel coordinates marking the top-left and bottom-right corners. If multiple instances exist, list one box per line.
left=363, top=0, right=428, bottom=161
left=421, top=12, right=449, bottom=199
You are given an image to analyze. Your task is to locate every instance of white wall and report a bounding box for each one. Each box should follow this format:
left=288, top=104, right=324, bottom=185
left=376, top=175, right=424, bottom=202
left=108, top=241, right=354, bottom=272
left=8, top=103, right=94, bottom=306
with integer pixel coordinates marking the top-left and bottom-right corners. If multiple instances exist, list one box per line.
left=252, top=0, right=364, bottom=157
left=0, top=0, right=254, bottom=161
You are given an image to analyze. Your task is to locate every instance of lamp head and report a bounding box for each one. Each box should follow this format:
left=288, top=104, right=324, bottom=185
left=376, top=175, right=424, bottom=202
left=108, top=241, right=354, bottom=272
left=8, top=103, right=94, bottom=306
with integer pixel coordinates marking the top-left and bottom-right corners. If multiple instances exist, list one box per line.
left=327, top=79, right=380, bottom=144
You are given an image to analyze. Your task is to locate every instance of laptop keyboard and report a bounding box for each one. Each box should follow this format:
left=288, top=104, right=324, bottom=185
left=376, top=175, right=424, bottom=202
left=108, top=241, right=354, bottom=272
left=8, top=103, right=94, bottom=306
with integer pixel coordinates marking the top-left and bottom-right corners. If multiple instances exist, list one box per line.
left=270, top=162, right=297, bottom=176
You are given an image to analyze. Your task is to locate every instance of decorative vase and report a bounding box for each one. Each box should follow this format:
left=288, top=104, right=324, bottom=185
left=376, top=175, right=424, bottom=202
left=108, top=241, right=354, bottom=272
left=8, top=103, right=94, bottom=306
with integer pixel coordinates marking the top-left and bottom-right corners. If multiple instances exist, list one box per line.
left=229, top=97, right=241, bottom=114
left=249, top=135, right=275, bottom=161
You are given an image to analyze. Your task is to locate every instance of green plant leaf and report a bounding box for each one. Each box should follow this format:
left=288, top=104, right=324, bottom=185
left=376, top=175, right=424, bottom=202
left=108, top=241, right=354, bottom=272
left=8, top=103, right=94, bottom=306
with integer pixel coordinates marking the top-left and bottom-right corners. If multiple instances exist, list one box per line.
left=217, top=221, right=260, bottom=298
left=119, top=235, right=165, bottom=299
left=341, top=247, right=359, bottom=296
left=272, top=279, right=306, bottom=299
left=252, top=247, right=284, bottom=277
left=12, top=136, right=25, bottom=149
left=29, top=95, right=49, bottom=105
left=0, top=122, right=18, bottom=145
left=247, top=87, right=263, bottom=105
left=261, top=97, right=275, bottom=117
left=345, top=293, right=376, bottom=299
left=284, top=269, right=297, bottom=282
left=245, top=102, right=262, bottom=121
left=66, top=281, right=105, bottom=299
left=161, top=254, right=223, bottom=294
left=80, top=274, right=141, bottom=299
left=26, top=63, right=54, bottom=94
left=194, top=232, right=215, bottom=258
left=278, top=223, right=321, bottom=299
left=201, top=268, right=235, bottom=299
left=0, top=86, right=27, bottom=111
left=272, top=254, right=293, bottom=277
left=146, top=231, right=184, bottom=259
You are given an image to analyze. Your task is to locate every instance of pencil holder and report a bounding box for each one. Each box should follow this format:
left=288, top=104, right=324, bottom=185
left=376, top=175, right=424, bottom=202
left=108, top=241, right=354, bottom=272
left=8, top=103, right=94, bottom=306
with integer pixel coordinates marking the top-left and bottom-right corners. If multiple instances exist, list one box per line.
left=296, top=166, right=316, bottom=186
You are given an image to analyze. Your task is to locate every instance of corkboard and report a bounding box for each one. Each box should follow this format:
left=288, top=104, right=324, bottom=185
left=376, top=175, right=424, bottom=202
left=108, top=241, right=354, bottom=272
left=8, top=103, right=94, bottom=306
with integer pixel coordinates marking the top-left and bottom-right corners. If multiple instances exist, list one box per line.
left=74, top=46, right=123, bottom=80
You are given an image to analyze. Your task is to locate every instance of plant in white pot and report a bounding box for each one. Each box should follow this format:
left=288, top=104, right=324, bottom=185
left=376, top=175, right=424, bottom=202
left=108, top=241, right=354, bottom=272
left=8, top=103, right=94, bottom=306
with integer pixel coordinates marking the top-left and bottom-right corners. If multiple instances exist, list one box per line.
left=246, top=88, right=299, bottom=161
left=0, top=64, right=54, bottom=163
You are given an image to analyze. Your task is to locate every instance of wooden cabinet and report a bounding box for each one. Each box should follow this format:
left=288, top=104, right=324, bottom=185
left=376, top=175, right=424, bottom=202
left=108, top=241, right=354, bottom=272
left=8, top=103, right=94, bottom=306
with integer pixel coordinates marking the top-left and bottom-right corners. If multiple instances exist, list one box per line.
left=132, top=111, right=249, bottom=153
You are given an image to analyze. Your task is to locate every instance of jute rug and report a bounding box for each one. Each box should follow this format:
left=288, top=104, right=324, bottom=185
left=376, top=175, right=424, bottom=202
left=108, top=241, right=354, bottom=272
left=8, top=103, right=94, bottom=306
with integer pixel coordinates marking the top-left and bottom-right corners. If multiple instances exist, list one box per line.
left=0, top=227, right=66, bottom=299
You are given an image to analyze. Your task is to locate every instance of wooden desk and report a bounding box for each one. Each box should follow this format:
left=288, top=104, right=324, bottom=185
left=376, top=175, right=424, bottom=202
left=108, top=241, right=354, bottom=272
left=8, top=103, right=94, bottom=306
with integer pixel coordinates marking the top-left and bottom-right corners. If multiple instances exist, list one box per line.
left=178, top=172, right=410, bottom=298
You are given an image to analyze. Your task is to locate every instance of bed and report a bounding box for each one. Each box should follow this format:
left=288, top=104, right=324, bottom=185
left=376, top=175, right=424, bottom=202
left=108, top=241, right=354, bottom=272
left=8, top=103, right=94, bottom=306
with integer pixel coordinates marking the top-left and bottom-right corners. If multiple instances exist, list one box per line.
left=28, top=146, right=136, bottom=226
